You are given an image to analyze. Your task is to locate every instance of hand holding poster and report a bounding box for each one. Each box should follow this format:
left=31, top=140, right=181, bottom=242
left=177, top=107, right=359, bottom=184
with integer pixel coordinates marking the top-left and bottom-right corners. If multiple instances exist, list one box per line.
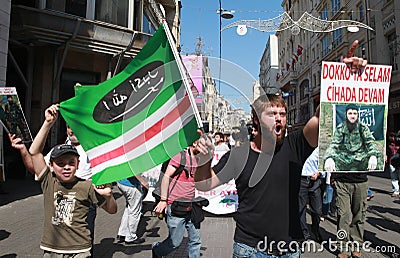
left=318, top=62, right=391, bottom=173
left=0, top=87, right=32, bottom=143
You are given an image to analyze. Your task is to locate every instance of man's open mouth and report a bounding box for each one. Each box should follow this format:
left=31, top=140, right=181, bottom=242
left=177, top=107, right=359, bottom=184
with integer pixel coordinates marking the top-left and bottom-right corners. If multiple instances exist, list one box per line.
left=274, top=124, right=282, bottom=135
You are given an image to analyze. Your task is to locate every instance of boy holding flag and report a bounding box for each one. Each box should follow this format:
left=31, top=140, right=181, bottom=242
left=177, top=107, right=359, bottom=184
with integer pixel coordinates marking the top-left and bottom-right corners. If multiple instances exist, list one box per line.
left=9, top=104, right=117, bottom=257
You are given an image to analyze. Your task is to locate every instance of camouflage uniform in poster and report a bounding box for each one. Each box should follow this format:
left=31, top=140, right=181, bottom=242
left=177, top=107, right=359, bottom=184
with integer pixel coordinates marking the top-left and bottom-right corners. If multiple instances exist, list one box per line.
left=4, top=96, right=29, bottom=140
left=324, top=104, right=379, bottom=257
left=323, top=115, right=379, bottom=171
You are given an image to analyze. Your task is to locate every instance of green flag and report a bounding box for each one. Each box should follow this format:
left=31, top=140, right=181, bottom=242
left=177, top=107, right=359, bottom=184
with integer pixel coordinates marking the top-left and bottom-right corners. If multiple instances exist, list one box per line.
left=59, top=23, right=200, bottom=185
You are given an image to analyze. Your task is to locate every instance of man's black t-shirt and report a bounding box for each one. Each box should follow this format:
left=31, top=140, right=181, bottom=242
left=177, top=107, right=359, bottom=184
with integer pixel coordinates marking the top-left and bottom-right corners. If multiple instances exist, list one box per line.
left=213, top=129, right=314, bottom=249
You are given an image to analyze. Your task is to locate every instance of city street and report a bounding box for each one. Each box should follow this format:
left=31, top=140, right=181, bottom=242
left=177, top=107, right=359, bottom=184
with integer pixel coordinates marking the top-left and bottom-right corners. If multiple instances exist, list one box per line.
left=0, top=173, right=399, bottom=257
left=1, top=1, right=399, bottom=257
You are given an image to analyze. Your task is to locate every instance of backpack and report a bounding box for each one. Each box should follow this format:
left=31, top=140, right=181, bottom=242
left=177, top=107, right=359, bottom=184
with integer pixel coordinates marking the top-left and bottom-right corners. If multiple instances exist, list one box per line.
left=152, top=150, right=187, bottom=204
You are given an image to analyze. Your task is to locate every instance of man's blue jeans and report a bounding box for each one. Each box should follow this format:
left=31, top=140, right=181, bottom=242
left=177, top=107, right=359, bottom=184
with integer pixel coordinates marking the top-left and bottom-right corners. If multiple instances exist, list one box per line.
left=322, top=184, right=334, bottom=216
left=233, top=242, right=301, bottom=258
left=152, top=205, right=201, bottom=258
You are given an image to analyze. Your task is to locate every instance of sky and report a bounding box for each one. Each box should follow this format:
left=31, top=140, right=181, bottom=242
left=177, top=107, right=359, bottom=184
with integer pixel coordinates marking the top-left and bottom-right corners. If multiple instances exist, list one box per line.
left=180, top=1, right=284, bottom=111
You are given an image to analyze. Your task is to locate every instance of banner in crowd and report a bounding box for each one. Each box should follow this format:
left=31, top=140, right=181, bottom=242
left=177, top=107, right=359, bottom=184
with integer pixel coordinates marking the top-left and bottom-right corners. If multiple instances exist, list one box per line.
left=141, top=165, right=161, bottom=202
left=318, top=61, right=391, bottom=173
left=0, top=87, right=32, bottom=143
left=196, top=146, right=238, bottom=214
left=59, top=23, right=200, bottom=185
left=182, top=55, right=203, bottom=104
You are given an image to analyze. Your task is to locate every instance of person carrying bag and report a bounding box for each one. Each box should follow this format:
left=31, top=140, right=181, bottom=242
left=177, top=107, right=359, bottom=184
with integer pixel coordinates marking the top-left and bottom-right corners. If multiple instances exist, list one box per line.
left=171, top=196, right=209, bottom=227
left=152, top=143, right=205, bottom=258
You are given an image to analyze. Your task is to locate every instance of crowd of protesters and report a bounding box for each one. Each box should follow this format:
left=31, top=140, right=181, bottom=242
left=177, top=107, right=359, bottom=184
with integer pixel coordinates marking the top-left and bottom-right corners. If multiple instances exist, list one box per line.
left=4, top=40, right=400, bottom=258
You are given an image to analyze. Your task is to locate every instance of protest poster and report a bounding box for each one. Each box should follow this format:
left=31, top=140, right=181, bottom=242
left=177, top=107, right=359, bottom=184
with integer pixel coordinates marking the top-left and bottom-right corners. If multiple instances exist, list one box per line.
left=140, top=165, right=161, bottom=202
left=182, top=55, right=203, bottom=104
left=0, top=87, right=32, bottom=143
left=318, top=62, right=391, bottom=173
left=195, top=146, right=238, bottom=214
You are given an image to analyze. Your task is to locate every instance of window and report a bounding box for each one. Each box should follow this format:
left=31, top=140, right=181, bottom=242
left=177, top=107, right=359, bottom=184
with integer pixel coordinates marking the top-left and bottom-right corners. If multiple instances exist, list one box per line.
left=359, top=4, right=364, bottom=20
left=388, top=33, right=399, bottom=70
left=333, top=29, right=342, bottom=47
left=46, top=0, right=87, bottom=17
left=349, top=11, right=353, bottom=20
left=361, top=43, right=366, bottom=58
left=13, top=0, right=35, bottom=7
left=331, top=0, right=340, bottom=16
left=95, top=0, right=129, bottom=27
left=66, top=0, right=86, bottom=17
left=321, top=5, right=328, bottom=20
left=322, top=36, right=329, bottom=57
left=299, top=80, right=309, bottom=100
left=288, top=110, right=296, bottom=126
left=288, top=90, right=296, bottom=107
left=300, top=105, right=308, bottom=123
left=46, top=0, right=131, bottom=26
left=143, top=13, right=156, bottom=34
left=313, top=74, right=317, bottom=89
left=132, top=0, right=143, bottom=31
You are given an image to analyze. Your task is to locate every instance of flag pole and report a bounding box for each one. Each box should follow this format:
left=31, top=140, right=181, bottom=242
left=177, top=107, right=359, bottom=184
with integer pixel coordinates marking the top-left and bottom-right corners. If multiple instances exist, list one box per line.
left=162, top=20, right=203, bottom=129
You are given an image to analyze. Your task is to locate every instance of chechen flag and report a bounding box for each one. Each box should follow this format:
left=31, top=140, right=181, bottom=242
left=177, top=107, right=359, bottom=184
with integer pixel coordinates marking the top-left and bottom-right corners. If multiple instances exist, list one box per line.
left=59, top=23, right=200, bottom=185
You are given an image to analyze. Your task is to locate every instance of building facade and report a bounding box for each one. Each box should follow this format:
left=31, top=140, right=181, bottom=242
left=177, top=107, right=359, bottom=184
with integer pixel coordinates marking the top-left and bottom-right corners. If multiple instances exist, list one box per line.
left=276, top=0, right=400, bottom=133
left=259, top=34, right=280, bottom=95
left=202, top=56, right=218, bottom=132
left=252, top=80, right=262, bottom=102
left=0, top=1, right=11, bottom=88
left=0, top=1, right=11, bottom=179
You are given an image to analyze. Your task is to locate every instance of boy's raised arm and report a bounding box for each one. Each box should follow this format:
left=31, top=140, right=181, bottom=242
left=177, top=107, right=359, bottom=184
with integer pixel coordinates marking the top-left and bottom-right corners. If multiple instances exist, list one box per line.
left=29, top=104, right=59, bottom=155
left=28, top=104, right=60, bottom=175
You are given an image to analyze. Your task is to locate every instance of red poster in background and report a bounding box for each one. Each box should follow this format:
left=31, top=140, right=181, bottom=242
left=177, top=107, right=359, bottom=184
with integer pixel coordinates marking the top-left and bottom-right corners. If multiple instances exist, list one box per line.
left=182, top=55, right=203, bottom=104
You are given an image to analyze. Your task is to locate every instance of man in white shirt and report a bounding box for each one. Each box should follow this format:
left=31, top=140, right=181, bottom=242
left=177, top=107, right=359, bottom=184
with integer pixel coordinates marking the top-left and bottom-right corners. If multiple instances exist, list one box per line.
left=299, top=147, right=324, bottom=243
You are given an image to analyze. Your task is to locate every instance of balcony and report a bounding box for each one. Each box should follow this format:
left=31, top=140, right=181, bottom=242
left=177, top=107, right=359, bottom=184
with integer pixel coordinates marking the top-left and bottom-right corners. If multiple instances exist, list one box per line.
left=10, top=5, right=151, bottom=57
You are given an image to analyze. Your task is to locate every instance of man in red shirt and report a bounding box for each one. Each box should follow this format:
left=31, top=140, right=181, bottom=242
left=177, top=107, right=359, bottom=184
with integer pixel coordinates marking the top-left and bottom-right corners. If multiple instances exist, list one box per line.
left=152, top=143, right=201, bottom=258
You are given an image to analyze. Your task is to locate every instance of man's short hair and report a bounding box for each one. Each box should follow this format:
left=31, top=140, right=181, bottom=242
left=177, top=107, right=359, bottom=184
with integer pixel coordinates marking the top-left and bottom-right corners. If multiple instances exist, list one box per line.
left=345, top=103, right=358, bottom=112
left=251, top=94, right=287, bottom=120
left=214, top=132, right=224, bottom=139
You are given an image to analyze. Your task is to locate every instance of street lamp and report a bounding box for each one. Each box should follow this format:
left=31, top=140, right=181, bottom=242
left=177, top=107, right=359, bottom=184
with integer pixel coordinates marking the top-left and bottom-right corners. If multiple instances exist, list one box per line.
left=217, top=0, right=234, bottom=94
left=217, top=9, right=234, bottom=19
left=347, top=26, right=360, bottom=33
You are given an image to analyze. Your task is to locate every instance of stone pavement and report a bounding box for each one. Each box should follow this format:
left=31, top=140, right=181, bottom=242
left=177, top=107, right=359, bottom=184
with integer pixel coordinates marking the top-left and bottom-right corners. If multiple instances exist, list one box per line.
left=0, top=173, right=399, bottom=257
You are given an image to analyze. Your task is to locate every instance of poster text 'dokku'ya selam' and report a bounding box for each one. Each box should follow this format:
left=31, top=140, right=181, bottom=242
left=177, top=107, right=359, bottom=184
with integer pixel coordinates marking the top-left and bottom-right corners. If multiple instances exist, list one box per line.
left=318, top=62, right=391, bottom=173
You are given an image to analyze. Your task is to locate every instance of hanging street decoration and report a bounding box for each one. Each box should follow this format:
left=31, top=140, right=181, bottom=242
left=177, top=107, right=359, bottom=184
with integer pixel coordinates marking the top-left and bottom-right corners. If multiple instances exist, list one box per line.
left=221, top=12, right=373, bottom=36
